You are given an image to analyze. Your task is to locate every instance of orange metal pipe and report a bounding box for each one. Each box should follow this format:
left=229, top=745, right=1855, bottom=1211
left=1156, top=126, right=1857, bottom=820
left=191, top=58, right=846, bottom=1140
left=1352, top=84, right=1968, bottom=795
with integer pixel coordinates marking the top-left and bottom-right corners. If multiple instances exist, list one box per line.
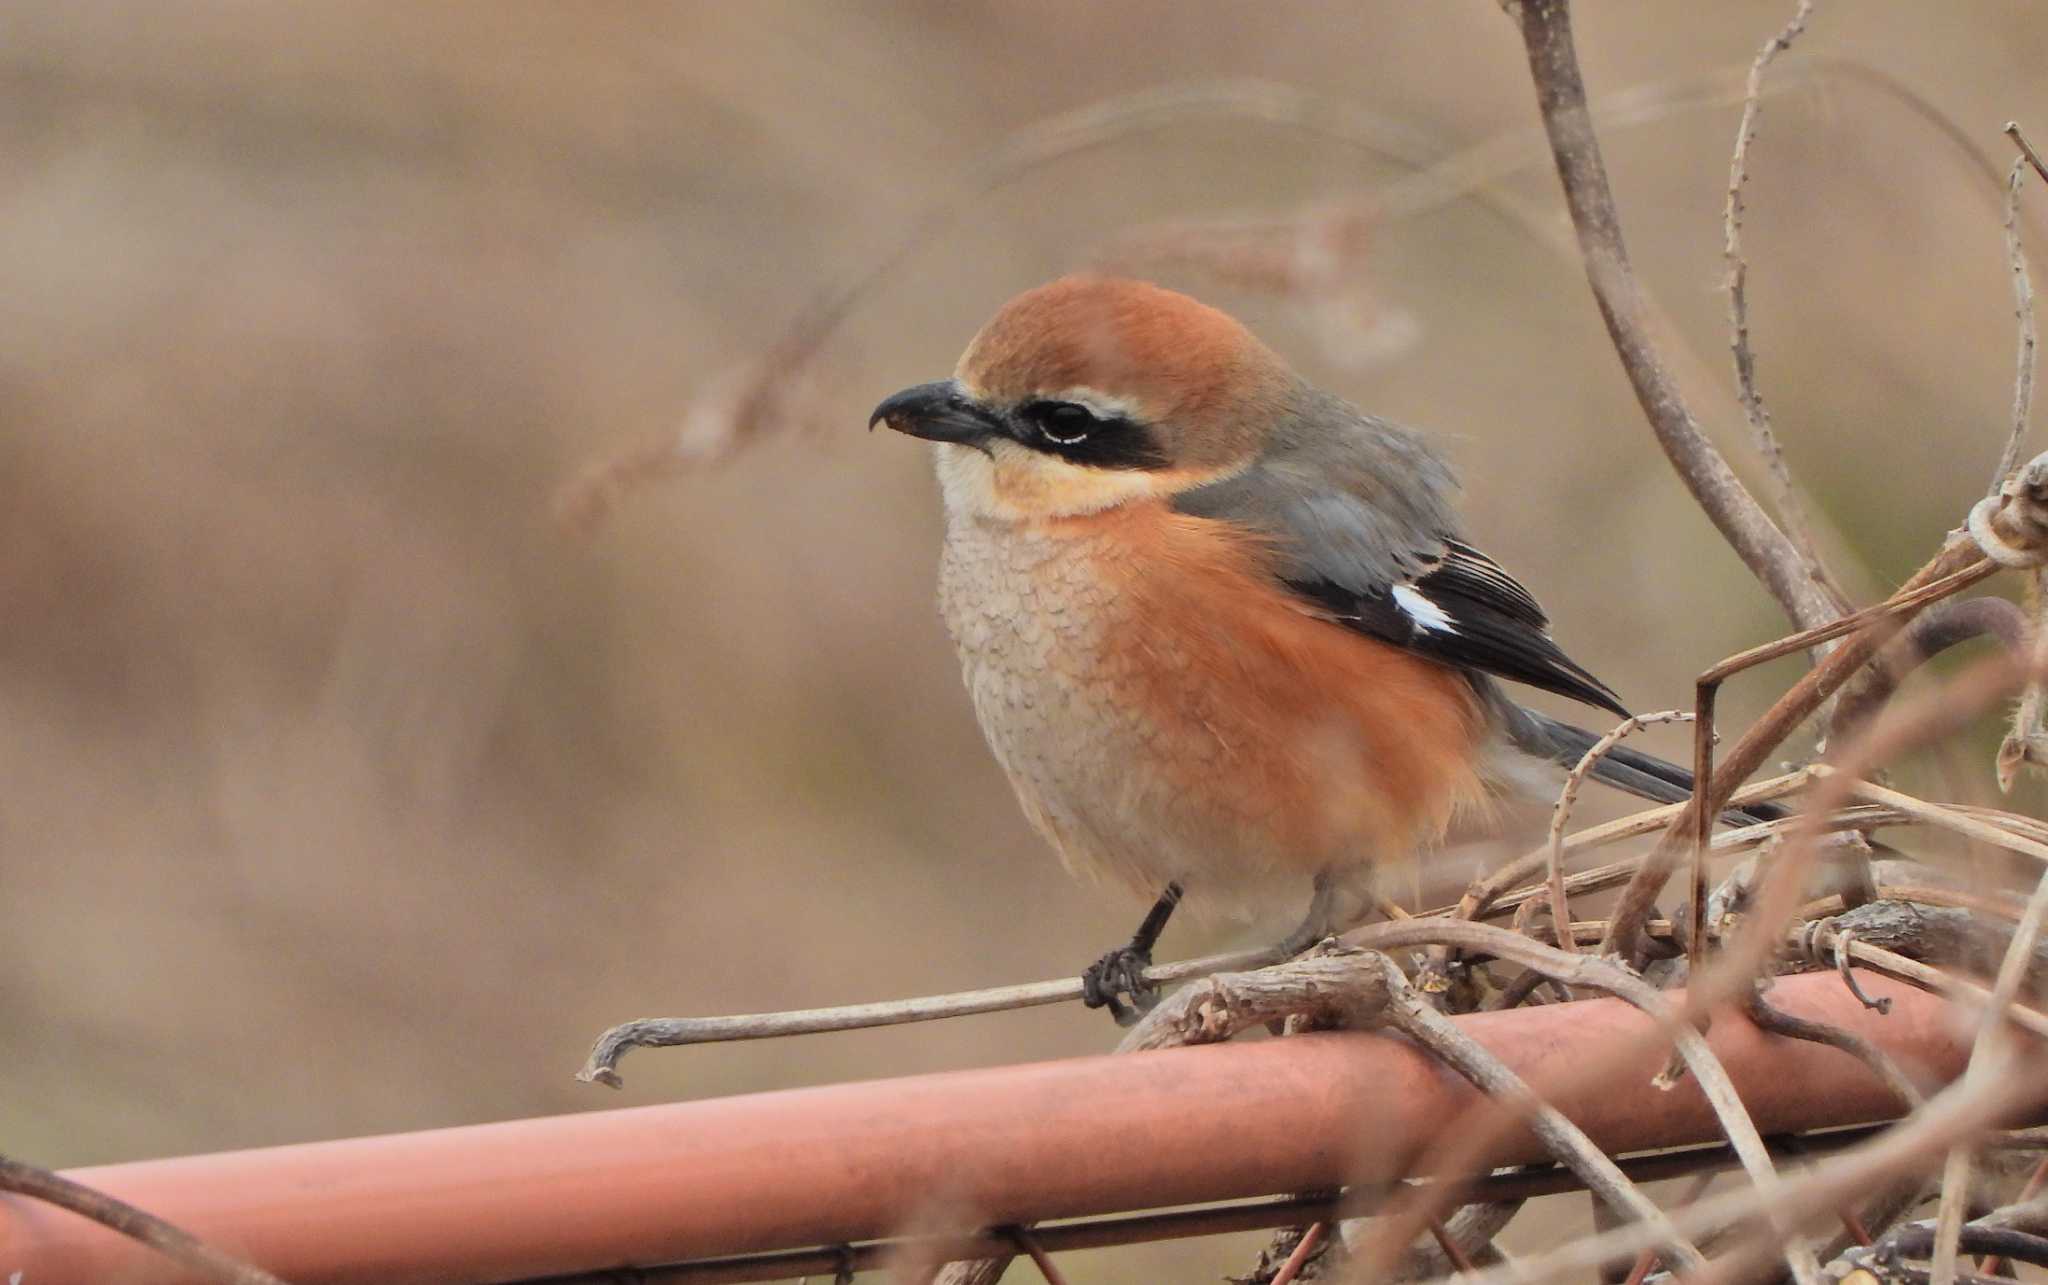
left=0, top=971, right=1979, bottom=1284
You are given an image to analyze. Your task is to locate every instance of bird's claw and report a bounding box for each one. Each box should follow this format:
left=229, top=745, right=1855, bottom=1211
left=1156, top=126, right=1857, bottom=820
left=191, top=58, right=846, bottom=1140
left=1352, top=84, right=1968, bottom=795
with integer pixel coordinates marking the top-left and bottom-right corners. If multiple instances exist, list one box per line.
left=1081, top=944, right=1158, bottom=1027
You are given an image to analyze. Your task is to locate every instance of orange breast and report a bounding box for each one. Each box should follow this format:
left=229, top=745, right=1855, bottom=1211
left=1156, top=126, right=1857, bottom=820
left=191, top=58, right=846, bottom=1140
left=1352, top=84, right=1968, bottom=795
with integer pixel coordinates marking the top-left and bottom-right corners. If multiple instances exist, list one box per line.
left=1052, top=501, right=1489, bottom=873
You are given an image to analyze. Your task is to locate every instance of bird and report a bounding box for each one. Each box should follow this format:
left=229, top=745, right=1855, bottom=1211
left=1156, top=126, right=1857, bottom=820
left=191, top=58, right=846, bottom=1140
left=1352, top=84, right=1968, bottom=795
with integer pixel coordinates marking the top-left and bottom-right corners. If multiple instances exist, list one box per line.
left=871, top=275, right=1759, bottom=1023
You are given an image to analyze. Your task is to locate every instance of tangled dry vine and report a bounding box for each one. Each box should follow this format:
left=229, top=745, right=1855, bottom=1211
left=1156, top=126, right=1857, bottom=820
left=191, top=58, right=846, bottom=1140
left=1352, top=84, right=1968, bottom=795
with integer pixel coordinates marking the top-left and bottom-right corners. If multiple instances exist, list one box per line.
left=15, top=5, right=2047, bottom=1285
left=566, top=3, right=2048, bottom=1284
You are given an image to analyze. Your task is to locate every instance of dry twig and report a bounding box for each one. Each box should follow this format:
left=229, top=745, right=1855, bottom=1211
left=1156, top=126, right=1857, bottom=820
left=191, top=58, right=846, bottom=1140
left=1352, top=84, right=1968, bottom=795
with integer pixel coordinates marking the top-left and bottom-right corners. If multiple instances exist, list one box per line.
left=1268, top=1222, right=1327, bottom=1285
left=1803, top=919, right=2048, bottom=1042
left=1726, top=0, right=1842, bottom=610
left=1994, top=139, right=2040, bottom=491
left=1928, top=861, right=2048, bottom=1284
left=1332, top=920, right=1809, bottom=1284
left=0, top=1153, right=291, bottom=1285
left=1360, top=953, right=1707, bottom=1274
left=1743, top=983, right=1926, bottom=1111
left=1544, top=711, right=1693, bottom=957
left=1603, top=547, right=1996, bottom=962
left=552, top=79, right=1472, bottom=535
left=1505, top=0, right=1839, bottom=635
left=1833, top=596, right=2028, bottom=743
left=1437, top=1051, right=2034, bottom=1285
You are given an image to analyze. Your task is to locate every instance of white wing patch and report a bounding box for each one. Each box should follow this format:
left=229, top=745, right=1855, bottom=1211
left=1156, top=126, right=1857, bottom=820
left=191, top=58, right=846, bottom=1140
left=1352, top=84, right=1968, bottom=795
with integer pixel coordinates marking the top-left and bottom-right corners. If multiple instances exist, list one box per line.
left=1392, top=583, right=1456, bottom=634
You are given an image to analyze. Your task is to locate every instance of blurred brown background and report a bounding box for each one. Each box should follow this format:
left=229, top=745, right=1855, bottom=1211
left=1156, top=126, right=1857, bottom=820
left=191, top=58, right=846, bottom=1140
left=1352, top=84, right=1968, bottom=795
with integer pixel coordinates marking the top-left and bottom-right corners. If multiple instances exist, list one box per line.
left=3, top=3, right=2045, bottom=1279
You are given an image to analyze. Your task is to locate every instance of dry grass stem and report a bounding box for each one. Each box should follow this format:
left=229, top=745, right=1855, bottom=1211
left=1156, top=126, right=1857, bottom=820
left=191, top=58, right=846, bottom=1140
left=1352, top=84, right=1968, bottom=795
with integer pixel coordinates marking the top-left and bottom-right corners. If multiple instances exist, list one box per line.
left=1364, top=955, right=1707, bottom=1274
left=1995, top=149, right=2039, bottom=491
left=1544, top=711, right=1693, bottom=956
left=1004, top=1226, right=1067, bottom=1285
left=555, top=78, right=1492, bottom=535
left=1928, top=861, right=2048, bottom=1283
left=1334, top=920, right=1808, bottom=1284
left=1807, top=923, right=2048, bottom=1041
left=1508, top=0, right=1840, bottom=636
left=1998, top=569, right=2048, bottom=791
left=1601, top=542, right=1997, bottom=962
left=0, top=1154, right=292, bottom=1285
left=1438, top=1054, right=2032, bottom=1285
left=1268, top=1222, right=1327, bottom=1285
left=1453, top=769, right=1814, bottom=924
left=1836, top=596, right=2031, bottom=742
left=1726, top=0, right=1841, bottom=610
left=1822, top=767, right=2048, bottom=864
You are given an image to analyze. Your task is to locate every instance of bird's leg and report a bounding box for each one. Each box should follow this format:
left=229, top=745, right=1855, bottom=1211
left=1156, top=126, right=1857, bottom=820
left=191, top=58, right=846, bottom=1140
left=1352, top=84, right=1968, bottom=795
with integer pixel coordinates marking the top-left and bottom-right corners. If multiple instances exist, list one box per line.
left=1272, top=871, right=1339, bottom=959
left=1081, top=882, right=1183, bottom=1026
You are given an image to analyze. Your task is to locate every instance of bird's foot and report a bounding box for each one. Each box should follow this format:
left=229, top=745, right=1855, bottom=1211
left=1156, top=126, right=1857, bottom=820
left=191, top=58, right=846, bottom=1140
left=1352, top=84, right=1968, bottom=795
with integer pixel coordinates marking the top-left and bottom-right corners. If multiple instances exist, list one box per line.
left=1080, top=944, right=1158, bottom=1027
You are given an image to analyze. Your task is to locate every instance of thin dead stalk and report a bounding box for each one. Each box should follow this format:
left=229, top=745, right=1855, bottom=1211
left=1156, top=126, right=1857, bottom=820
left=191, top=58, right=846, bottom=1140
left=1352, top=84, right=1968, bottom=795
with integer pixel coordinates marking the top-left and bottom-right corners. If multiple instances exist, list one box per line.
left=0, top=1154, right=291, bottom=1285
left=1806, top=922, right=2048, bottom=1042
left=1928, top=861, right=2048, bottom=1284
left=1453, top=770, right=1813, bottom=926
left=1995, top=143, right=2039, bottom=491
left=1507, top=0, right=1840, bottom=635
left=1438, top=1056, right=2033, bottom=1285
left=1601, top=542, right=1996, bottom=962
left=1334, top=920, right=1809, bottom=1284
left=1997, top=128, right=2046, bottom=793
left=553, top=79, right=1479, bottom=534
left=1544, top=711, right=1693, bottom=956
left=1269, top=1222, right=1327, bottom=1285
left=1744, top=985, right=1925, bottom=1111
left=1726, top=0, right=1841, bottom=608
left=1004, top=1226, right=1067, bottom=1285
left=1363, top=954, right=1707, bottom=1274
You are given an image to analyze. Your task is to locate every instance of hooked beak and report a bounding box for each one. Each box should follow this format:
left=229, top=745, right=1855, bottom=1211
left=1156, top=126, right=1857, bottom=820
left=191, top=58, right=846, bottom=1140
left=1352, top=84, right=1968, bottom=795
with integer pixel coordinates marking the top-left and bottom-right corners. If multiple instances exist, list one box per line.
left=869, top=380, right=1005, bottom=450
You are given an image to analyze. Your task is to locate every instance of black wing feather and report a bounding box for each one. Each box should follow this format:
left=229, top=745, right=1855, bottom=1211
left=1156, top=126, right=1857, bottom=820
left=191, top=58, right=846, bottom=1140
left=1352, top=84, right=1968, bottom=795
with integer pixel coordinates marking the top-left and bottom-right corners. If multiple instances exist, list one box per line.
left=1287, top=541, right=1626, bottom=717
left=1169, top=406, right=1627, bottom=718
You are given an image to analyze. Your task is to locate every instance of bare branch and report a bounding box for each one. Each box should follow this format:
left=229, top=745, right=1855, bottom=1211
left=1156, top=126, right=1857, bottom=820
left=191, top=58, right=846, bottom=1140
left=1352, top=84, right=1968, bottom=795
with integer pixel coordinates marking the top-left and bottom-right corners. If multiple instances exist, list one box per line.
left=1544, top=711, right=1693, bottom=957
left=1727, top=0, right=1842, bottom=607
left=1744, top=984, right=1925, bottom=1111
left=1804, top=920, right=2048, bottom=1042
left=1117, top=949, right=1392, bottom=1052
left=1998, top=570, right=2048, bottom=791
left=553, top=79, right=1475, bottom=534
left=1268, top=1222, right=1328, bottom=1285
left=0, top=1154, right=291, bottom=1285
left=1365, top=954, right=1707, bottom=1273
left=1333, top=920, right=1814, bottom=1285
left=1832, top=596, right=2028, bottom=742
left=1601, top=544, right=1997, bottom=962
left=1994, top=147, right=2039, bottom=491
left=582, top=777, right=2046, bottom=1086
left=1441, top=1050, right=2031, bottom=1285
left=578, top=937, right=1290, bottom=1086
left=1506, top=0, right=1841, bottom=634
left=1929, top=860, right=2048, bottom=1283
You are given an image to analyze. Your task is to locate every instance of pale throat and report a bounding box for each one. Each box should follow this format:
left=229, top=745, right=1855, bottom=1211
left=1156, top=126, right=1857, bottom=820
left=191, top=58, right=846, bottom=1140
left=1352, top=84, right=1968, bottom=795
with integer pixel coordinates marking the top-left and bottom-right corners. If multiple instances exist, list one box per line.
left=932, top=439, right=1173, bottom=522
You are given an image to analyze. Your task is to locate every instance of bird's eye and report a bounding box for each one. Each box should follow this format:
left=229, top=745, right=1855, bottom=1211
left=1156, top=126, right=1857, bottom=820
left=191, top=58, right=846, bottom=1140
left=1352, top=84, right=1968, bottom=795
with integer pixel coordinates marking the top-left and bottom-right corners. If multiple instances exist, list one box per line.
left=1026, top=400, right=1099, bottom=445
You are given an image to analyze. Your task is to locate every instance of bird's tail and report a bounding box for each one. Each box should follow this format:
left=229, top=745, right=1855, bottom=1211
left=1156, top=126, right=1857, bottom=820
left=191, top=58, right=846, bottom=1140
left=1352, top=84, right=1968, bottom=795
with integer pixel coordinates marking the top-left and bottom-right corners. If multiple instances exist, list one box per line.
left=1500, top=704, right=1786, bottom=826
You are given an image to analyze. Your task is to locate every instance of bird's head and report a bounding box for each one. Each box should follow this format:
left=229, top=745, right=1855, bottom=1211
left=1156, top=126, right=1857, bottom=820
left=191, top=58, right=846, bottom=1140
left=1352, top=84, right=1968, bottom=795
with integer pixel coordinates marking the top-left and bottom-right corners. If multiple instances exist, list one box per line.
left=870, top=276, right=1293, bottom=520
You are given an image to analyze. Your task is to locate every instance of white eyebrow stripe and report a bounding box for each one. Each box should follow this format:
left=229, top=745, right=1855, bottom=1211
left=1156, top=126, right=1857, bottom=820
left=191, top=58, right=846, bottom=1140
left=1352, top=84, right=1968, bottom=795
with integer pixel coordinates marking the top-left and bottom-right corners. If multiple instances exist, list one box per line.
left=1051, top=386, right=1144, bottom=422
left=1392, top=583, right=1457, bottom=634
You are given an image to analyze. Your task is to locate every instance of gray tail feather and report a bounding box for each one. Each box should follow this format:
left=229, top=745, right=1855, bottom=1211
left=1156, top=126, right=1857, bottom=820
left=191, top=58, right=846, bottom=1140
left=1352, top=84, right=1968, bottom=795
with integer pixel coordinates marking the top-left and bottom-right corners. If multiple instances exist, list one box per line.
left=1502, top=705, right=1786, bottom=826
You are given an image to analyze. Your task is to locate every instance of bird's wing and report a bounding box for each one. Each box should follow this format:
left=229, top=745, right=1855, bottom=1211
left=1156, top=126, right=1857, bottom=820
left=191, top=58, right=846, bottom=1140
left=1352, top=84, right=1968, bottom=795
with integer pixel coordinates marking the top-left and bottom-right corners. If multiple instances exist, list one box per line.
left=1172, top=415, right=1627, bottom=717
left=1281, top=533, right=1627, bottom=716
